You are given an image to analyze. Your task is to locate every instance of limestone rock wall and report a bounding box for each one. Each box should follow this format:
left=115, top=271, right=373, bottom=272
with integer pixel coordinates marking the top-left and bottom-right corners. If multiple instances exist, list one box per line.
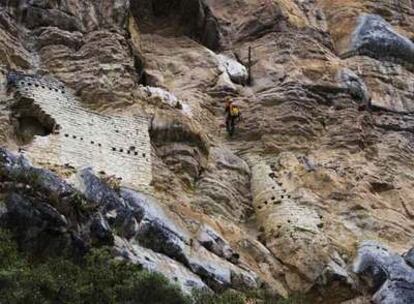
left=2, top=0, right=414, bottom=302
left=14, top=76, right=152, bottom=190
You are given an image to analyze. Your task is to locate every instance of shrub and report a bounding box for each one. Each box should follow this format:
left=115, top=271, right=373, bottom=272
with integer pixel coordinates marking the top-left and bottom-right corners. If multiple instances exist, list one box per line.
left=193, top=288, right=310, bottom=304
left=276, top=294, right=310, bottom=304
left=0, top=229, right=310, bottom=304
left=0, top=229, right=191, bottom=304
left=193, top=289, right=247, bottom=304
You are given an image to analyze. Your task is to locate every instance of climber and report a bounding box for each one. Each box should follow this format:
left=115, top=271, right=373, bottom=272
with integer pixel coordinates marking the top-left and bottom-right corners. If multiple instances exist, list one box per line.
left=224, top=97, right=241, bottom=137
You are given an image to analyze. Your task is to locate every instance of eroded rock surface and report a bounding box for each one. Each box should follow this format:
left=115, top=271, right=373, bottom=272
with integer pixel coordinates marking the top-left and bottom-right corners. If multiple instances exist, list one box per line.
left=354, top=241, right=414, bottom=304
left=2, top=0, right=414, bottom=302
left=345, top=14, right=414, bottom=67
left=0, top=148, right=259, bottom=293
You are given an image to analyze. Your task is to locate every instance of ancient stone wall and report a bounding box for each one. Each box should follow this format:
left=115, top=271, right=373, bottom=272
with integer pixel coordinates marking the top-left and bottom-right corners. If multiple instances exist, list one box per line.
left=14, top=76, right=152, bottom=190
left=251, top=162, right=332, bottom=290
left=251, top=162, right=321, bottom=232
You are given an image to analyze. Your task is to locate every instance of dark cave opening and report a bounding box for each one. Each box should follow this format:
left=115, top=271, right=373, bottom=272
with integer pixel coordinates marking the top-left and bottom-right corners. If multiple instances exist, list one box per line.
left=130, top=0, right=221, bottom=51
left=11, top=97, right=57, bottom=146
left=151, top=0, right=181, bottom=17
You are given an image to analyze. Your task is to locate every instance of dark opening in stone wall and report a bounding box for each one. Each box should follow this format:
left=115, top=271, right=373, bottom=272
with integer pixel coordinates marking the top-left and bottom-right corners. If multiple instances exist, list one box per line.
left=11, top=97, right=56, bottom=145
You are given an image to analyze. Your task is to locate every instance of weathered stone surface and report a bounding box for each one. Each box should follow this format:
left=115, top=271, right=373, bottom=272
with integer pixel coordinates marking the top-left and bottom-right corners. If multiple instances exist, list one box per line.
left=7, top=0, right=130, bottom=31
left=404, top=248, right=414, bottom=268
left=2, top=0, right=414, bottom=301
left=345, top=57, right=414, bottom=112
left=217, top=55, right=248, bottom=85
left=195, top=147, right=252, bottom=220
left=150, top=110, right=209, bottom=188
left=113, top=237, right=208, bottom=294
left=0, top=12, right=32, bottom=70
left=38, top=30, right=141, bottom=108
left=12, top=76, right=152, bottom=190
left=35, top=27, right=83, bottom=50
left=130, top=0, right=221, bottom=50
left=338, top=68, right=370, bottom=104
left=0, top=148, right=259, bottom=293
left=354, top=241, right=414, bottom=304
left=346, top=14, right=414, bottom=67
left=22, top=6, right=83, bottom=32
left=197, top=224, right=240, bottom=264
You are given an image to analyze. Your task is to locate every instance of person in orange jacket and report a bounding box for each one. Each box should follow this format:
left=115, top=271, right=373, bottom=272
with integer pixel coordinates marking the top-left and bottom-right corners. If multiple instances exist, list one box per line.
left=224, top=97, right=241, bottom=136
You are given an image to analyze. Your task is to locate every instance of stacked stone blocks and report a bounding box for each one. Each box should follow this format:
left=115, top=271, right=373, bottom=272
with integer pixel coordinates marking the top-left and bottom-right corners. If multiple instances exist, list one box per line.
left=14, top=76, right=152, bottom=189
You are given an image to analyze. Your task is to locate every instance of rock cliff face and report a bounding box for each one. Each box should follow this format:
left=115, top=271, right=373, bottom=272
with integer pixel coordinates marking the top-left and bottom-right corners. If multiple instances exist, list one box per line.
left=1, top=0, right=414, bottom=303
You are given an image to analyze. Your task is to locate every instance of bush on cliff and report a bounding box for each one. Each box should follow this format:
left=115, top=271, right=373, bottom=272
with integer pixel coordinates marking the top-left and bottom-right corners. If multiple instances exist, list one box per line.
left=0, top=228, right=309, bottom=304
left=193, top=288, right=309, bottom=304
left=0, top=229, right=191, bottom=304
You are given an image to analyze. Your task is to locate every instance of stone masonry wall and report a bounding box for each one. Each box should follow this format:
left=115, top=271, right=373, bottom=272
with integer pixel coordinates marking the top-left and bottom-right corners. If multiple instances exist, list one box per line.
left=251, top=162, right=321, bottom=232
left=251, top=162, right=333, bottom=289
left=14, top=76, right=152, bottom=190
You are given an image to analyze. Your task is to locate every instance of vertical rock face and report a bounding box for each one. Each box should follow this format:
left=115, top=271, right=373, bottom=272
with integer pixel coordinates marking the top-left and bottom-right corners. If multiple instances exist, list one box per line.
left=1, top=0, right=414, bottom=302
left=195, top=147, right=252, bottom=220
left=130, top=0, right=222, bottom=50
left=251, top=160, right=353, bottom=295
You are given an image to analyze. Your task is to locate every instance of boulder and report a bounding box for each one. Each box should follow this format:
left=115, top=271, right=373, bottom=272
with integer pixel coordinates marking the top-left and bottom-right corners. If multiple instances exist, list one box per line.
left=141, top=86, right=180, bottom=108
left=120, top=188, right=258, bottom=292
left=197, top=224, right=240, bottom=264
left=0, top=148, right=74, bottom=196
left=217, top=55, right=248, bottom=85
left=210, top=72, right=238, bottom=95
left=120, top=188, right=190, bottom=264
left=77, top=167, right=126, bottom=211
left=1, top=192, right=75, bottom=256
left=353, top=241, right=414, bottom=304
left=347, top=14, right=414, bottom=66
left=113, top=237, right=208, bottom=294
left=185, top=244, right=258, bottom=291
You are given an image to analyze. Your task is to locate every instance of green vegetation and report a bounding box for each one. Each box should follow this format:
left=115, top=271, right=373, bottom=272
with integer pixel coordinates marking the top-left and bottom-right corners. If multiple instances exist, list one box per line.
left=0, top=229, right=309, bottom=304
left=193, top=289, right=247, bottom=304
left=0, top=229, right=190, bottom=304
left=275, top=294, right=310, bottom=304
left=193, top=289, right=309, bottom=304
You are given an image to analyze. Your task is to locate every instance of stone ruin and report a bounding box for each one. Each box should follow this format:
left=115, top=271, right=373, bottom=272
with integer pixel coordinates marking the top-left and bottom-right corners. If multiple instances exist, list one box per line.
left=11, top=76, right=152, bottom=190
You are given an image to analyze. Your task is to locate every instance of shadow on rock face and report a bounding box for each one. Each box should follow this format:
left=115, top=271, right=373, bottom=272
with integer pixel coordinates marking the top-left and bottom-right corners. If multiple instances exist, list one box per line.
left=21, top=6, right=83, bottom=32
left=130, top=0, right=221, bottom=50
left=10, top=96, right=57, bottom=146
